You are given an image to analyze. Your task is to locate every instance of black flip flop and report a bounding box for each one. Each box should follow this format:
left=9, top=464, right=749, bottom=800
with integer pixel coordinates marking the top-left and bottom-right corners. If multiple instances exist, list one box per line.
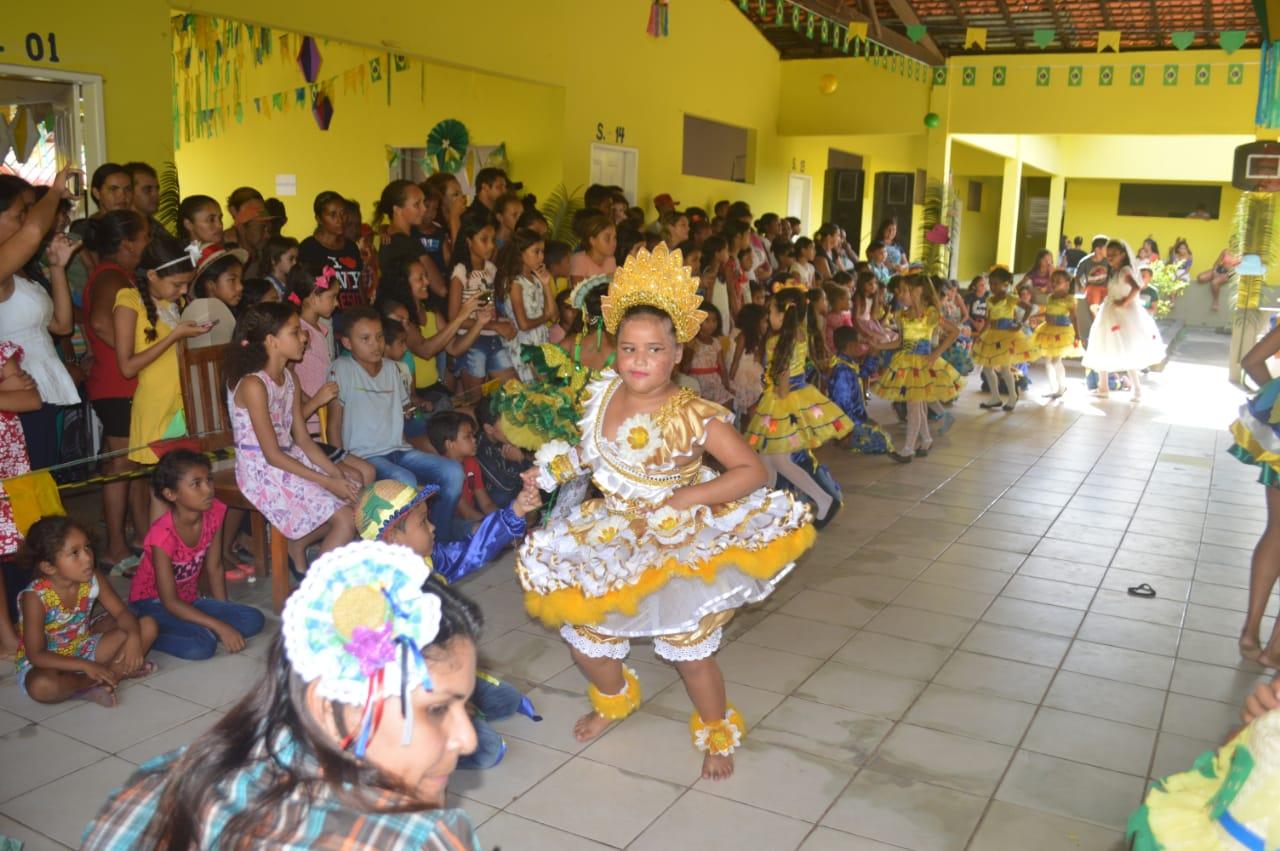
left=1127, top=583, right=1157, bottom=599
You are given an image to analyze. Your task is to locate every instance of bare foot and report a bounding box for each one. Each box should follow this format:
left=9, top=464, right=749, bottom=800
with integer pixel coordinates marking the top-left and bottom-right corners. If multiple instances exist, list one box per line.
left=1210, top=302, right=1220, bottom=313
left=123, top=661, right=157, bottom=680
left=75, top=686, right=117, bottom=708
left=1240, top=635, right=1263, bottom=661
left=573, top=710, right=615, bottom=742
left=702, top=752, right=734, bottom=780
left=1257, top=650, right=1280, bottom=670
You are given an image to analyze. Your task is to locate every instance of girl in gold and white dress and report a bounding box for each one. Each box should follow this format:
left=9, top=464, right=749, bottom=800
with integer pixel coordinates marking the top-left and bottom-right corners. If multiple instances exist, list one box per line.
left=518, top=245, right=815, bottom=780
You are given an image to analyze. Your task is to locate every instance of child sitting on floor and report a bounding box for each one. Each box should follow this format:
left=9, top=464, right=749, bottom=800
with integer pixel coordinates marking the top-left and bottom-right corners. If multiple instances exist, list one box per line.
left=830, top=326, right=895, bottom=455
left=427, top=411, right=493, bottom=531
left=355, top=477, right=542, bottom=769
left=15, top=517, right=158, bottom=707
left=128, top=450, right=265, bottom=660
left=474, top=395, right=532, bottom=509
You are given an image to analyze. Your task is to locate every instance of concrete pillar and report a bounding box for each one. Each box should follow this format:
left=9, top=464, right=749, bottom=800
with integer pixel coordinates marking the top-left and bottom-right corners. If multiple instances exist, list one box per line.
left=1045, top=175, right=1065, bottom=259
left=995, top=156, right=1022, bottom=269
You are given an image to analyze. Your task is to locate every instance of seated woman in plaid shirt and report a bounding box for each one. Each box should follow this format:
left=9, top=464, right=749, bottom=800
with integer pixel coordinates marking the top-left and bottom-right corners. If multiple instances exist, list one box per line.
left=83, top=542, right=485, bottom=851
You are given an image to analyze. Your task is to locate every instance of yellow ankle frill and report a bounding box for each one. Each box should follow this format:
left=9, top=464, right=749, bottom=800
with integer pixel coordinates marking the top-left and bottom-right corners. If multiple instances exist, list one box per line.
left=690, top=704, right=746, bottom=755
left=588, top=666, right=642, bottom=720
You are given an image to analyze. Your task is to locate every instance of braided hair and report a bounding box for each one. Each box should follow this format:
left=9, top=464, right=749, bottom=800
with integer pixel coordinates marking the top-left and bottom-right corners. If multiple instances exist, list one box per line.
left=135, top=237, right=195, bottom=343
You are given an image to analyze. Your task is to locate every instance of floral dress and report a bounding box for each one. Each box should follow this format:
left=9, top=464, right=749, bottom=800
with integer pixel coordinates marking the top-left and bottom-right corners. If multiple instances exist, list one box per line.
left=0, top=343, right=32, bottom=556
left=15, top=575, right=101, bottom=686
left=506, top=274, right=551, bottom=383
left=518, top=374, right=814, bottom=659
left=229, top=370, right=344, bottom=539
left=686, top=339, right=732, bottom=406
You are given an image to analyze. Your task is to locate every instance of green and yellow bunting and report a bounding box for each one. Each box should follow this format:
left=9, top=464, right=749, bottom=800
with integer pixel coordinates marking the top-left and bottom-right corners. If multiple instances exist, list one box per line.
left=1036, top=66, right=1050, bottom=86
left=993, top=65, right=1006, bottom=85
left=1195, top=64, right=1211, bottom=85
left=1099, top=65, right=1114, bottom=86
left=1130, top=65, right=1146, bottom=86
left=1229, top=63, right=1245, bottom=84
left=1163, top=64, right=1179, bottom=85
left=962, top=66, right=976, bottom=86
left=1069, top=65, right=1083, bottom=86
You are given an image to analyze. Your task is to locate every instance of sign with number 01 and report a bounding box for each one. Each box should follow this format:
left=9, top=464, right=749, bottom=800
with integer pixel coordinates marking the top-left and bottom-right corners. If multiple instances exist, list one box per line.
left=19, top=32, right=62, bottom=62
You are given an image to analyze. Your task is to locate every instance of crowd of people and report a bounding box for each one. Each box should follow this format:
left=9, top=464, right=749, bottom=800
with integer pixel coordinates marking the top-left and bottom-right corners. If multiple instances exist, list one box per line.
left=0, top=161, right=1276, bottom=847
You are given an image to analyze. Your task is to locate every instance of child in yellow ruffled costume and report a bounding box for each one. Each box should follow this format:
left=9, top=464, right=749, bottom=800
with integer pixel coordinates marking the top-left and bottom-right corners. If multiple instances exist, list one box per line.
left=493, top=276, right=614, bottom=452
left=519, top=246, right=815, bottom=781
left=1128, top=680, right=1280, bottom=850
left=873, top=275, right=962, bottom=462
left=1031, top=270, right=1084, bottom=400
left=973, top=266, right=1040, bottom=411
left=1230, top=326, right=1280, bottom=668
left=744, top=285, right=852, bottom=527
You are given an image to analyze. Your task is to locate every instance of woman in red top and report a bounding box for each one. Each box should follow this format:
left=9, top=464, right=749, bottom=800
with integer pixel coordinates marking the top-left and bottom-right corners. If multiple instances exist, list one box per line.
left=83, top=210, right=151, bottom=567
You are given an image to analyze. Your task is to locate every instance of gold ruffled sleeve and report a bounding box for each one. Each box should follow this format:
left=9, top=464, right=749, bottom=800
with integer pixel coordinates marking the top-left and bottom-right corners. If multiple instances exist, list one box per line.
left=660, top=391, right=734, bottom=457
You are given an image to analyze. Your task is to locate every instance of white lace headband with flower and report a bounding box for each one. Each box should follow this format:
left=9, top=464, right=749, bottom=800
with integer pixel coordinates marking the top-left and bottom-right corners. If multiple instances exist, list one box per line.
left=282, top=541, right=441, bottom=756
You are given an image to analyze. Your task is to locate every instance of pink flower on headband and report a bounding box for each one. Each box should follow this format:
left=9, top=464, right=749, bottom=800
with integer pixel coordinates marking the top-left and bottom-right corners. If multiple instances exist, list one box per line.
left=315, top=267, right=338, bottom=290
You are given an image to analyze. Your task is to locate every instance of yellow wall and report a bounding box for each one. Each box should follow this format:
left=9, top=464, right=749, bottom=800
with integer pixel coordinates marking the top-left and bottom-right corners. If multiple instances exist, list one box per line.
left=777, top=58, right=933, bottom=136
left=1063, top=178, right=1239, bottom=326
left=4, top=1, right=173, bottom=167
left=173, top=37, right=565, bottom=239
left=173, top=0, right=791, bottom=217
left=943, top=51, right=1260, bottom=136
left=955, top=176, right=1001, bottom=280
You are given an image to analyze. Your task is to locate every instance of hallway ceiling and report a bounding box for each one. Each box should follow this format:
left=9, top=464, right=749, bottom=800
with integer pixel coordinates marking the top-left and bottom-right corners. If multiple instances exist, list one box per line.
left=738, top=0, right=1261, bottom=61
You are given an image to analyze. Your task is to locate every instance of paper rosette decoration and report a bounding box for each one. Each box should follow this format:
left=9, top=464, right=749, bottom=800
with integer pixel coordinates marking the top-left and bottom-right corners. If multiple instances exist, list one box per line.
left=426, top=119, right=469, bottom=175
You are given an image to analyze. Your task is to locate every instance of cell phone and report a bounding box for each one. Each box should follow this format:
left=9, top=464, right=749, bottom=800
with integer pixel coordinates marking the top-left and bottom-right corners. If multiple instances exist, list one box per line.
left=67, top=172, right=83, bottom=196
left=202, top=319, right=220, bottom=330
left=478, top=293, right=493, bottom=306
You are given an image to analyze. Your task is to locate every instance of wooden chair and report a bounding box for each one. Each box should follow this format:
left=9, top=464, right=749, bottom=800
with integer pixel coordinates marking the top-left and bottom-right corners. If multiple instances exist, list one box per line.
left=178, top=343, right=291, bottom=612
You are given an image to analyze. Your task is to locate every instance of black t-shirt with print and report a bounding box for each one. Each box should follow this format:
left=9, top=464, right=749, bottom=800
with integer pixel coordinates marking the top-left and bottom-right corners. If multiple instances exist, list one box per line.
left=298, top=237, right=366, bottom=308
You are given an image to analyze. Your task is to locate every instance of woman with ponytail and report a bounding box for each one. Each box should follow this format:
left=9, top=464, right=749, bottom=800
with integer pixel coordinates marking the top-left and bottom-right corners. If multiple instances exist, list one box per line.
left=83, top=210, right=151, bottom=564
left=375, top=180, right=448, bottom=300
left=113, top=238, right=205, bottom=465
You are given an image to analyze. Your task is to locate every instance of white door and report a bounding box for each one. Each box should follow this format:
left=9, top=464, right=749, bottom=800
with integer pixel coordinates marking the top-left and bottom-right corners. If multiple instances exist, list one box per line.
left=590, top=143, right=639, bottom=203
left=787, top=173, right=812, bottom=236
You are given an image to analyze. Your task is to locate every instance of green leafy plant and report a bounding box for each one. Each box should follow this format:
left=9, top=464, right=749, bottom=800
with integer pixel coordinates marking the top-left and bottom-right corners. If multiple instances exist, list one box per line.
left=540, top=183, right=584, bottom=245
left=156, top=161, right=181, bottom=238
left=1145, top=260, right=1187, bottom=318
left=915, top=179, right=956, bottom=278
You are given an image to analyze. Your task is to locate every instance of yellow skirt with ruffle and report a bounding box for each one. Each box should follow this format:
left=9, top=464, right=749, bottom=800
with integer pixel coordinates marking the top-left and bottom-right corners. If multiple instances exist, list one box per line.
left=873, top=351, right=964, bottom=403
left=972, top=328, right=1040, bottom=368
left=744, top=382, right=852, bottom=455
left=1032, top=324, right=1084, bottom=359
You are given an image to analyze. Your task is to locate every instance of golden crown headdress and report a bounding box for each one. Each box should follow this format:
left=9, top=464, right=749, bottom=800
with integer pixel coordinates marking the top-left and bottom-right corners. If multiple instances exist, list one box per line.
left=601, top=243, right=706, bottom=343
left=771, top=279, right=808, bottom=295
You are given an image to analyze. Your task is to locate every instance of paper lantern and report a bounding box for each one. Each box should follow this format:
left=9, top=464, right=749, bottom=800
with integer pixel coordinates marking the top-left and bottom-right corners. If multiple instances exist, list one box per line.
left=923, top=112, right=941, bottom=128
left=312, top=93, right=334, bottom=131
left=819, top=74, right=839, bottom=95
left=10, top=108, right=38, bottom=164
left=296, top=36, right=322, bottom=83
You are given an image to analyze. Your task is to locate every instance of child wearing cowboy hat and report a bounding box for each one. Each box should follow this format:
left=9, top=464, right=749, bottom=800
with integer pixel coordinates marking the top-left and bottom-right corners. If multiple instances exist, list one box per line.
left=355, top=473, right=542, bottom=769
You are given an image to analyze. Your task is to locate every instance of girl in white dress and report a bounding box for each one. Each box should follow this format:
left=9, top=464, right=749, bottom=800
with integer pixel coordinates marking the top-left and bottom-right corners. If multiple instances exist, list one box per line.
left=1081, top=239, right=1167, bottom=401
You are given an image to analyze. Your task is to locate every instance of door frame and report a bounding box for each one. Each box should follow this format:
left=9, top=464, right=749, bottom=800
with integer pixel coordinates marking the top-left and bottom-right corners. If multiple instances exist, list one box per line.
left=787, top=172, right=813, bottom=236
left=0, top=63, right=107, bottom=178
left=589, top=142, right=640, bottom=204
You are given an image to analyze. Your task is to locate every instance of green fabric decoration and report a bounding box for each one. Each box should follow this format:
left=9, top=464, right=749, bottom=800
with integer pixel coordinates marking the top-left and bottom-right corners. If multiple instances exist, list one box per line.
left=1207, top=740, right=1255, bottom=819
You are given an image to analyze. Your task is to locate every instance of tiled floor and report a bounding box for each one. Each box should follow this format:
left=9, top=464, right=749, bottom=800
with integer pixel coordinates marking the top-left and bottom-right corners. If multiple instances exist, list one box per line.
left=1, top=337, right=1272, bottom=850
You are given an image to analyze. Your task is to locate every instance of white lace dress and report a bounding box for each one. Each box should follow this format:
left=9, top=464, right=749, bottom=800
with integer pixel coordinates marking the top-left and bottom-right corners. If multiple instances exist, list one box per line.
left=506, top=274, right=550, bottom=382
left=1082, top=271, right=1167, bottom=372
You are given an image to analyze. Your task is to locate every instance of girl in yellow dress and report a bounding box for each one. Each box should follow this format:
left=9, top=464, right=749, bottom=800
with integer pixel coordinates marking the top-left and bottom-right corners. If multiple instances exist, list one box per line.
left=873, top=275, right=962, bottom=462
left=973, top=266, right=1039, bottom=411
left=744, top=286, right=852, bottom=527
left=520, top=246, right=814, bottom=781
left=1031, top=270, right=1084, bottom=400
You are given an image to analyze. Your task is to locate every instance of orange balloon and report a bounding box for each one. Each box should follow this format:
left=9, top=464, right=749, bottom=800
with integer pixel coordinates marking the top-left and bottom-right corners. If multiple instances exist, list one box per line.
left=819, top=74, right=838, bottom=95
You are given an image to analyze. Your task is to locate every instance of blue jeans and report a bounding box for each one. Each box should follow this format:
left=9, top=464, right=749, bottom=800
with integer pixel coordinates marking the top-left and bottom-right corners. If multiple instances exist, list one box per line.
left=130, top=598, right=266, bottom=660
left=461, top=334, right=513, bottom=378
left=367, top=450, right=464, bottom=541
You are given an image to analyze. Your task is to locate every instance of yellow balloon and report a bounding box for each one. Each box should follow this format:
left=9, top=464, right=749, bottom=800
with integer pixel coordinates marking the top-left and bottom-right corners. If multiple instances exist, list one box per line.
left=819, top=74, right=838, bottom=95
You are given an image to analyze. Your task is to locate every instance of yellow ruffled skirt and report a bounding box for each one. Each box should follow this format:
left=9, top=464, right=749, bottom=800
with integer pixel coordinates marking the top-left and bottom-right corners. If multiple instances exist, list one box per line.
left=1032, top=323, right=1084, bottom=359
left=873, top=351, right=964, bottom=403
left=972, top=328, right=1040, bottom=368
left=744, top=382, right=852, bottom=455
